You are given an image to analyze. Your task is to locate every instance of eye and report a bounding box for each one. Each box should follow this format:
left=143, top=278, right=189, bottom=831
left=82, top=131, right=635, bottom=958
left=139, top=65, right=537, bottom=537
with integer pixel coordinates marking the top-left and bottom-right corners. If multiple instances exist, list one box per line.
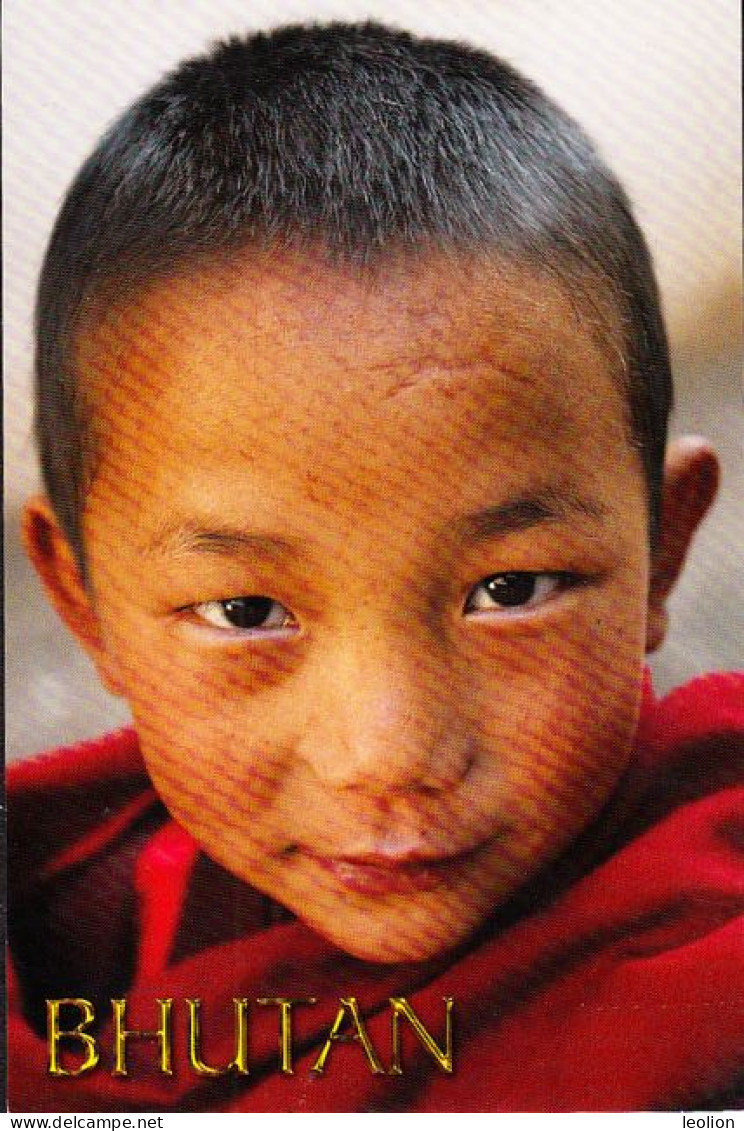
left=464, top=572, right=577, bottom=615
left=192, top=596, right=297, bottom=634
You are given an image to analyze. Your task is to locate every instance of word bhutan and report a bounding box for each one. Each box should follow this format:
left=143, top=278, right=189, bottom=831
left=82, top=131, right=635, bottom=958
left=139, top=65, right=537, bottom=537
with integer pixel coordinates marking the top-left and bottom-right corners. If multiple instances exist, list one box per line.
left=47, top=996, right=454, bottom=1078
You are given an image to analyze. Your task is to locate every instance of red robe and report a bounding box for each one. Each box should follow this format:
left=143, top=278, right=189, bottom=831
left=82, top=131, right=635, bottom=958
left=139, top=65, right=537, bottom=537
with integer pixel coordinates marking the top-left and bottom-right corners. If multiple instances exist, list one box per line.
left=7, top=672, right=744, bottom=1112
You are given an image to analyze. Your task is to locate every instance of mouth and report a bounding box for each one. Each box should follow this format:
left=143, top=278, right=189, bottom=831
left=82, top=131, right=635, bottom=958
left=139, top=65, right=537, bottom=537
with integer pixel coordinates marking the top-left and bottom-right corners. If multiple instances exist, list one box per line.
left=301, top=842, right=489, bottom=896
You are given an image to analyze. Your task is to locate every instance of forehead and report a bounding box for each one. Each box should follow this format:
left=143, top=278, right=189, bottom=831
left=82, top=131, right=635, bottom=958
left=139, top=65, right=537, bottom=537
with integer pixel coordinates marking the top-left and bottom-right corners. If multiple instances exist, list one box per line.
left=79, top=250, right=633, bottom=530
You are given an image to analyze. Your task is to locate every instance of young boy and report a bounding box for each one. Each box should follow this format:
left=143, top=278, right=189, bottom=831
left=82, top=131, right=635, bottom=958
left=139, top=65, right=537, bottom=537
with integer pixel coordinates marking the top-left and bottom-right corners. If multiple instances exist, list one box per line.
left=8, top=22, right=743, bottom=1112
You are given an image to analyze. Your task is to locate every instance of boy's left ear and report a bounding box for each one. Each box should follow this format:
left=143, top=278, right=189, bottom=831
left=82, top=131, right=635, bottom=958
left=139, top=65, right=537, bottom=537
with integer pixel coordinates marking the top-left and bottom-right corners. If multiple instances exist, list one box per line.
left=646, top=436, right=720, bottom=652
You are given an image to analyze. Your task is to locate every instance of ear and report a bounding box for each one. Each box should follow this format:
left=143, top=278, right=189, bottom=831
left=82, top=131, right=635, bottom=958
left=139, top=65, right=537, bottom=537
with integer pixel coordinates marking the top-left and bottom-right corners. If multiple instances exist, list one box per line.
left=646, top=436, right=720, bottom=652
left=22, top=495, right=125, bottom=695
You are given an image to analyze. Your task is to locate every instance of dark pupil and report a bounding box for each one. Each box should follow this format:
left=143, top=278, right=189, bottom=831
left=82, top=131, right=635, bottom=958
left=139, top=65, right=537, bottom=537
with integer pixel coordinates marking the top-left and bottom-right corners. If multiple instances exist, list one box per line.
left=485, top=573, right=536, bottom=607
left=222, top=597, right=274, bottom=628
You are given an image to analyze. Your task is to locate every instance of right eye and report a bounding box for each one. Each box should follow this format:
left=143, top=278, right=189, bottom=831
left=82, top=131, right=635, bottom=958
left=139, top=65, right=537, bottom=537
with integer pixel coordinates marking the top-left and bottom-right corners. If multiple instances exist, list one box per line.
left=192, top=596, right=297, bottom=634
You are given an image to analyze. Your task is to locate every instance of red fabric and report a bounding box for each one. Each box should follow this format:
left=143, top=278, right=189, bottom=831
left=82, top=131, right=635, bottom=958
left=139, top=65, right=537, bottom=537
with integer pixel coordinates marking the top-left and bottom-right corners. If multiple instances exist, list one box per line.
left=7, top=672, right=744, bottom=1112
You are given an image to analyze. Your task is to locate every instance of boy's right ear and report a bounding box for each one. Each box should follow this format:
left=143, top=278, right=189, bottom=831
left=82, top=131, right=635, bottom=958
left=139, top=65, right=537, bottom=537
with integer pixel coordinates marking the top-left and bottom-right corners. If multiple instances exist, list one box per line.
left=22, top=496, right=124, bottom=695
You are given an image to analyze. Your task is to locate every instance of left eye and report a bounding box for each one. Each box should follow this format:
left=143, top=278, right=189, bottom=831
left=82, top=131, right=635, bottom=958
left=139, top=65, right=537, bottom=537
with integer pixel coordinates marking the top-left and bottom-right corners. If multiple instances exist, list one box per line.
left=464, top=572, right=575, bottom=615
left=192, top=596, right=297, bottom=633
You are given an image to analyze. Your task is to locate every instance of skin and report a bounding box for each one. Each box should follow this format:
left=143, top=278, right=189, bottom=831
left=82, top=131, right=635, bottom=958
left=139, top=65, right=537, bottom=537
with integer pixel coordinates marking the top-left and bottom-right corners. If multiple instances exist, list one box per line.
left=25, top=250, right=718, bottom=963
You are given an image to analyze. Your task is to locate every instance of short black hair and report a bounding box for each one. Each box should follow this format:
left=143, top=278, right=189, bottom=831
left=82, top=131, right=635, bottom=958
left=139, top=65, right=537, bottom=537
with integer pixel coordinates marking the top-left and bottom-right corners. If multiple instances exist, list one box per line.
left=35, top=20, right=672, bottom=571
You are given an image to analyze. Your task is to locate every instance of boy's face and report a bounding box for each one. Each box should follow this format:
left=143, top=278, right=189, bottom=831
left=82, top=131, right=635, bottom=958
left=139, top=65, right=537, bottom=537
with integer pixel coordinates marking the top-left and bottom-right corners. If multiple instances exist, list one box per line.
left=68, top=253, right=653, bottom=961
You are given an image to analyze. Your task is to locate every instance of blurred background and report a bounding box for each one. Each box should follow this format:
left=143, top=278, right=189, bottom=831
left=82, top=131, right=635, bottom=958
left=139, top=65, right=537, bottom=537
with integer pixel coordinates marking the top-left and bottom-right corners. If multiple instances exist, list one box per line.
left=5, top=0, right=742, bottom=760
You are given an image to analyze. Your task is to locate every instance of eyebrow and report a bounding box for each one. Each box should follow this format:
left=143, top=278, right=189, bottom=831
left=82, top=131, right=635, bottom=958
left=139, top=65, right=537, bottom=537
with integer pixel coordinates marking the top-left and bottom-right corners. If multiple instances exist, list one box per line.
left=145, top=521, right=298, bottom=559
left=459, top=487, right=608, bottom=542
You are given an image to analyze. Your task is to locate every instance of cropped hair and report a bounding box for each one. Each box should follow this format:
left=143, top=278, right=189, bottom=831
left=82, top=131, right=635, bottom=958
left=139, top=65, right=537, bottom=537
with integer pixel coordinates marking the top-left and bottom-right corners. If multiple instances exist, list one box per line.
left=35, top=20, right=672, bottom=570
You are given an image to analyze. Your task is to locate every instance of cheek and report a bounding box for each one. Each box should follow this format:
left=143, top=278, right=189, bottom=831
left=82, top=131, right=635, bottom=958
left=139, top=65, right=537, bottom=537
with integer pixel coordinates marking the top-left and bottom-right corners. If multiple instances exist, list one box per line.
left=108, top=633, right=298, bottom=856
left=468, top=589, right=646, bottom=849
left=134, top=702, right=292, bottom=873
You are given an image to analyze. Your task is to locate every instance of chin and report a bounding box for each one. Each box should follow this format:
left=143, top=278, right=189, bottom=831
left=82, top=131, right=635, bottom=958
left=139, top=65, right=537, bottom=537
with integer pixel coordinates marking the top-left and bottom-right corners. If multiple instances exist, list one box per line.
left=303, top=904, right=475, bottom=965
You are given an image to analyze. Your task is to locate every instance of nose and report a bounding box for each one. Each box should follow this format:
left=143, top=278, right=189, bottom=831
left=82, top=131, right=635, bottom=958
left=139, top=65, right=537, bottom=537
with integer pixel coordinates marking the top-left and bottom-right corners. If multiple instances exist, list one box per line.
left=297, top=623, right=474, bottom=795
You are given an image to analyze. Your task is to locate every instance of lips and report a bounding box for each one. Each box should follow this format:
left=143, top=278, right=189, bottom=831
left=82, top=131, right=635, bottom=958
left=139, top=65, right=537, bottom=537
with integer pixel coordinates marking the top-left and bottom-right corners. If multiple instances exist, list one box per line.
left=302, top=843, right=486, bottom=896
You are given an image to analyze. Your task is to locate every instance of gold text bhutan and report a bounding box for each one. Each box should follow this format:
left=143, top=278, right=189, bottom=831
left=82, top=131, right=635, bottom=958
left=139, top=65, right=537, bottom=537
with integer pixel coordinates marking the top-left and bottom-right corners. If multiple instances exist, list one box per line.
left=47, top=996, right=454, bottom=1077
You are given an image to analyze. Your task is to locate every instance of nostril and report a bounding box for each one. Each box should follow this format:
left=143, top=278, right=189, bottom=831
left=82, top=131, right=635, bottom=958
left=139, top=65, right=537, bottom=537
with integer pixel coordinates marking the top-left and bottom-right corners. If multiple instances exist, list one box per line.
left=418, top=781, right=446, bottom=797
